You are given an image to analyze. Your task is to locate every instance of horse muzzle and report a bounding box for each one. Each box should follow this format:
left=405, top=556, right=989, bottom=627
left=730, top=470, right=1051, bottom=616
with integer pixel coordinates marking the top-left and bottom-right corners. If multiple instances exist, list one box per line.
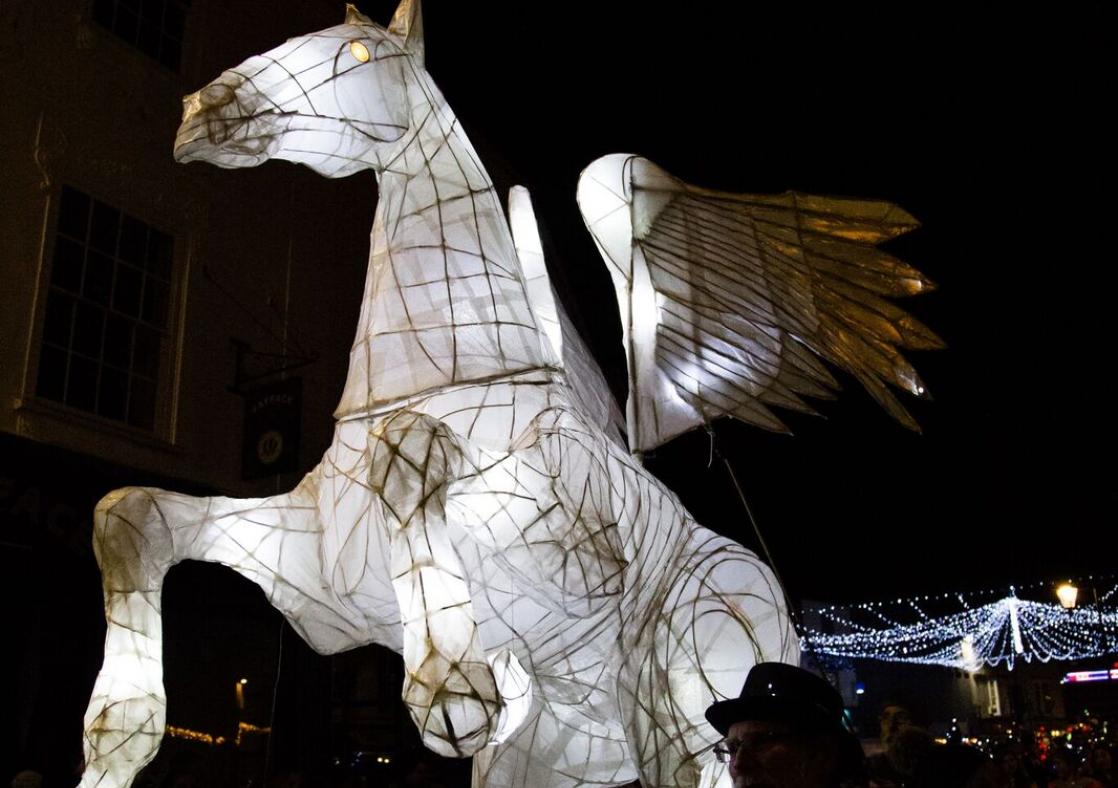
left=174, top=75, right=278, bottom=166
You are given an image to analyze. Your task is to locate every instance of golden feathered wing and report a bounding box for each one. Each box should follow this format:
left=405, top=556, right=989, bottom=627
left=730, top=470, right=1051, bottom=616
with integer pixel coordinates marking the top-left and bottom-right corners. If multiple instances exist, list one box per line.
left=577, top=154, right=942, bottom=454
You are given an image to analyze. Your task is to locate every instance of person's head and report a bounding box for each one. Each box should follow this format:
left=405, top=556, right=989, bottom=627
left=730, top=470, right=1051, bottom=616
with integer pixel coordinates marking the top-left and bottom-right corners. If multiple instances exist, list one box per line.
left=705, top=662, right=864, bottom=788
left=878, top=703, right=914, bottom=745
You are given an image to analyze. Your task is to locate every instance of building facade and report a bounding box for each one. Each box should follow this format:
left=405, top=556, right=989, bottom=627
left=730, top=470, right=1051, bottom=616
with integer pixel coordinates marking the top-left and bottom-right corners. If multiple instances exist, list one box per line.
left=0, top=0, right=410, bottom=780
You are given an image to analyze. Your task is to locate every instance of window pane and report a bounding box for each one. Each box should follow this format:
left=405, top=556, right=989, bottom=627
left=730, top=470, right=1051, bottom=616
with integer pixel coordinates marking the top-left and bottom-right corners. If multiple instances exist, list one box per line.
left=72, top=301, right=106, bottom=359
left=103, top=314, right=134, bottom=369
left=158, top=35, right=181, bottom=69
left=139, top=0, right=166, bottom=22
left=89, top=201, right=121, bottom=255
left=43, top=292, right=75, bottom=347
left=41, top=186, right=174, bottom=431
left=58, top=187, right=91, bottom=239
left=98, top=367, right=129, bottom=421
left=128, top=376, right=156, bottom=430
left=138, top=18, right=160, bottom=57
left=92, top=0, right=116, bottom=27
left=51, top=237, right=85, bottom=292
left=94, top=0, right=187, bottom=70
left=84, top=250, right=114, bottom=306
left=36, top=345, right=68, bottom=402
left=115, top=8, right=139, bottom=42
left=118, top=216, right=148, bottom=265
left=66, top=355, right=99, bottom=411
left=133, top=326, right=162, bottom=379
left=114, top=264, right=143, bottom=317
left=165, top=2, right=187, bottom=35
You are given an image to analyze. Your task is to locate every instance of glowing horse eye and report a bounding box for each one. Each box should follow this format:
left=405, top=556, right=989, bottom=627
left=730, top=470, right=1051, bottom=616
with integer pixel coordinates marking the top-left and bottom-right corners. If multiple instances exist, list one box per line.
left=348, top=40, right=370, bottom=63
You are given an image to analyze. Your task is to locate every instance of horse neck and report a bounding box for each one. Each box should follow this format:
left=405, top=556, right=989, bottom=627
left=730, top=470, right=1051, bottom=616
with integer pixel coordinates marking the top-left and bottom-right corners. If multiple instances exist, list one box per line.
left=335, top=79, right=548, bottom=419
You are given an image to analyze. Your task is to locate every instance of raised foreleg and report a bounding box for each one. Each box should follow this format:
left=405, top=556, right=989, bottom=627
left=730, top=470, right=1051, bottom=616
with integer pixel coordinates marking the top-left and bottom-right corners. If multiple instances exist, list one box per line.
left=79, top=482, right=367, bottom=787
left=368, top=410, right=527, bottom=758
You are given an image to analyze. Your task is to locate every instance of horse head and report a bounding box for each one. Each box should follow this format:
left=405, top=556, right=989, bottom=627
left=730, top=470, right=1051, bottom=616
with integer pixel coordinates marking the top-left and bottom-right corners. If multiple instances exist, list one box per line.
left=174, top=2, right=423, bottom=177
left=175, top=0, right=551, bottom=412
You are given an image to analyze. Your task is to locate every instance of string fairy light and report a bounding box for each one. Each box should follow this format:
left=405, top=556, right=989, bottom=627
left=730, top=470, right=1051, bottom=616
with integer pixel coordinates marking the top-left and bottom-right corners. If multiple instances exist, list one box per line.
left=805, top=580, right=1118, bottom=670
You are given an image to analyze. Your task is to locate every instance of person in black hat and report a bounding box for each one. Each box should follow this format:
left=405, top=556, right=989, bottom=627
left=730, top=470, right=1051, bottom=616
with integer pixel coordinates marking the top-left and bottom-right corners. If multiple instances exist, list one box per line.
left=705, top=662, right=867, bottom=788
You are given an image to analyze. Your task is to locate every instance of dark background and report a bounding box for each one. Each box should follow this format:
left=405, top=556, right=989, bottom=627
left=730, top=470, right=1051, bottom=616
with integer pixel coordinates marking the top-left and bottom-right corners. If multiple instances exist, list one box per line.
left=394, top=3, right=1111, bottom=604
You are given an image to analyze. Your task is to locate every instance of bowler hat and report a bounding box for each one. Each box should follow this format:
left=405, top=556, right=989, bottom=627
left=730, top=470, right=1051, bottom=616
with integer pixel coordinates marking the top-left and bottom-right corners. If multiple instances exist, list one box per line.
left=704, top=662, right=847, bottom=736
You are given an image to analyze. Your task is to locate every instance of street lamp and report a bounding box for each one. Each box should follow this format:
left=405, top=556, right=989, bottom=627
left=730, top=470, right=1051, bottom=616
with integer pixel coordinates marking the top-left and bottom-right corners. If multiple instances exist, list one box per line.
left=236, top=677, right=248, bottom=710
left=1056, top=582, right=1079, bottom=610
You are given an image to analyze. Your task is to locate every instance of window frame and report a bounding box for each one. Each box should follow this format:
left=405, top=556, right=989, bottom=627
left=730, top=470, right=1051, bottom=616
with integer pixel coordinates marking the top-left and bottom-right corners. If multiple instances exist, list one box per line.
left=88, top=0, right=192, bottom=73
left=21, top=181, right=187, bottom=446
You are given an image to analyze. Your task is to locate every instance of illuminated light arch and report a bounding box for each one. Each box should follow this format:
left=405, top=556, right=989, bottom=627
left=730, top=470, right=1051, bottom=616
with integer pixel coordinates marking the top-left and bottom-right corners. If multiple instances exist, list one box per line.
left=805, top=584, right=1118, bottom=670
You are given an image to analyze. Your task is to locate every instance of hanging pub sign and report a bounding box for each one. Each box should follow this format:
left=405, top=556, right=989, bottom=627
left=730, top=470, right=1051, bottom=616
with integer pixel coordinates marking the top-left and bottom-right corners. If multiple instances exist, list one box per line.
left=242, top=377, right=302, bottom=480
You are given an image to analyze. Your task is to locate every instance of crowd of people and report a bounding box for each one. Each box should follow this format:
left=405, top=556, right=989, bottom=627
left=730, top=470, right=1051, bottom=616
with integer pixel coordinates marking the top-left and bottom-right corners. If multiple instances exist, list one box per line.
left=708, top=663, right=1117, bottom=788
left=10, top=663, right=1117, bottom=787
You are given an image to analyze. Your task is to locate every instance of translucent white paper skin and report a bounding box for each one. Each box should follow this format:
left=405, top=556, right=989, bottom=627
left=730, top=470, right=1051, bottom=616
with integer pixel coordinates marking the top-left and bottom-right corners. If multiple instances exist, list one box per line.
left=80, top=3, right=797, bottom=787
left=509, top=185, right=563, bottom=365
left=579, top=154, right=941, bottom=453
left=509, top=185, right=626, bottom=444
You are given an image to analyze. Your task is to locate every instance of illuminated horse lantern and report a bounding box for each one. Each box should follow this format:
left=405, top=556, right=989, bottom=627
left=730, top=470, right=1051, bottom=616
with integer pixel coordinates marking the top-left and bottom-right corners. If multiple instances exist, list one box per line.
left=80, top=3, right=941, bottom=786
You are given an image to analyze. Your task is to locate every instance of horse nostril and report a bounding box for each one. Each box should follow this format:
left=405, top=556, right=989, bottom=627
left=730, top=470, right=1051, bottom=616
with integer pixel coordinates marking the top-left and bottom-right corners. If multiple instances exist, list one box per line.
left=180, top=82, right=239, bottom=125
left=200, top=83, right=236, bottom=109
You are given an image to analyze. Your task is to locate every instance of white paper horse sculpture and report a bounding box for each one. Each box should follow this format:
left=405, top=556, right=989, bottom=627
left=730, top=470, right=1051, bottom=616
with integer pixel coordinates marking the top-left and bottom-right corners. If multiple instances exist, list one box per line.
left=79, top=3, right=941, bottom=786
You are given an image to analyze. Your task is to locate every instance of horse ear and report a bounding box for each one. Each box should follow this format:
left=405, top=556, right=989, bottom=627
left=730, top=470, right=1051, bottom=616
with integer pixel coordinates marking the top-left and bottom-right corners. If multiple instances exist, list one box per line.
left=344, top=4, right=373, bottom=26
left=387, top=0, right=424, bottom=65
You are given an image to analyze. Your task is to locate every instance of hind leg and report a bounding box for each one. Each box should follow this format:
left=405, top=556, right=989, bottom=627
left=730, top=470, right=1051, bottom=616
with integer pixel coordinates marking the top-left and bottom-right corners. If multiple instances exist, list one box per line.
left=79, top=482, right=367, bottom=788
left=621, top=528, right=797, bottom=788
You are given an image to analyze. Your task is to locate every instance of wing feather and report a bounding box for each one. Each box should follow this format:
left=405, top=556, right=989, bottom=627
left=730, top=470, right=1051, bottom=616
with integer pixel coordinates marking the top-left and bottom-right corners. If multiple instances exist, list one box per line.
left=578, top=154, right=942, bottom=454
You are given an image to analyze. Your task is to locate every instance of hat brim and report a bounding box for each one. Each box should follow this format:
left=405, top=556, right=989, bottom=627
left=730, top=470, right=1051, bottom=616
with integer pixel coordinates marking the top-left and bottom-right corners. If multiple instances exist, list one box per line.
left=704, top=695, right=838, bottom=737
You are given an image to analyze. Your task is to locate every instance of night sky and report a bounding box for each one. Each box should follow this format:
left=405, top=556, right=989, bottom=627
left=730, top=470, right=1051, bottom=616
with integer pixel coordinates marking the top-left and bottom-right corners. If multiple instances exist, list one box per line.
left=394, top=3, right=1111, bottom=603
